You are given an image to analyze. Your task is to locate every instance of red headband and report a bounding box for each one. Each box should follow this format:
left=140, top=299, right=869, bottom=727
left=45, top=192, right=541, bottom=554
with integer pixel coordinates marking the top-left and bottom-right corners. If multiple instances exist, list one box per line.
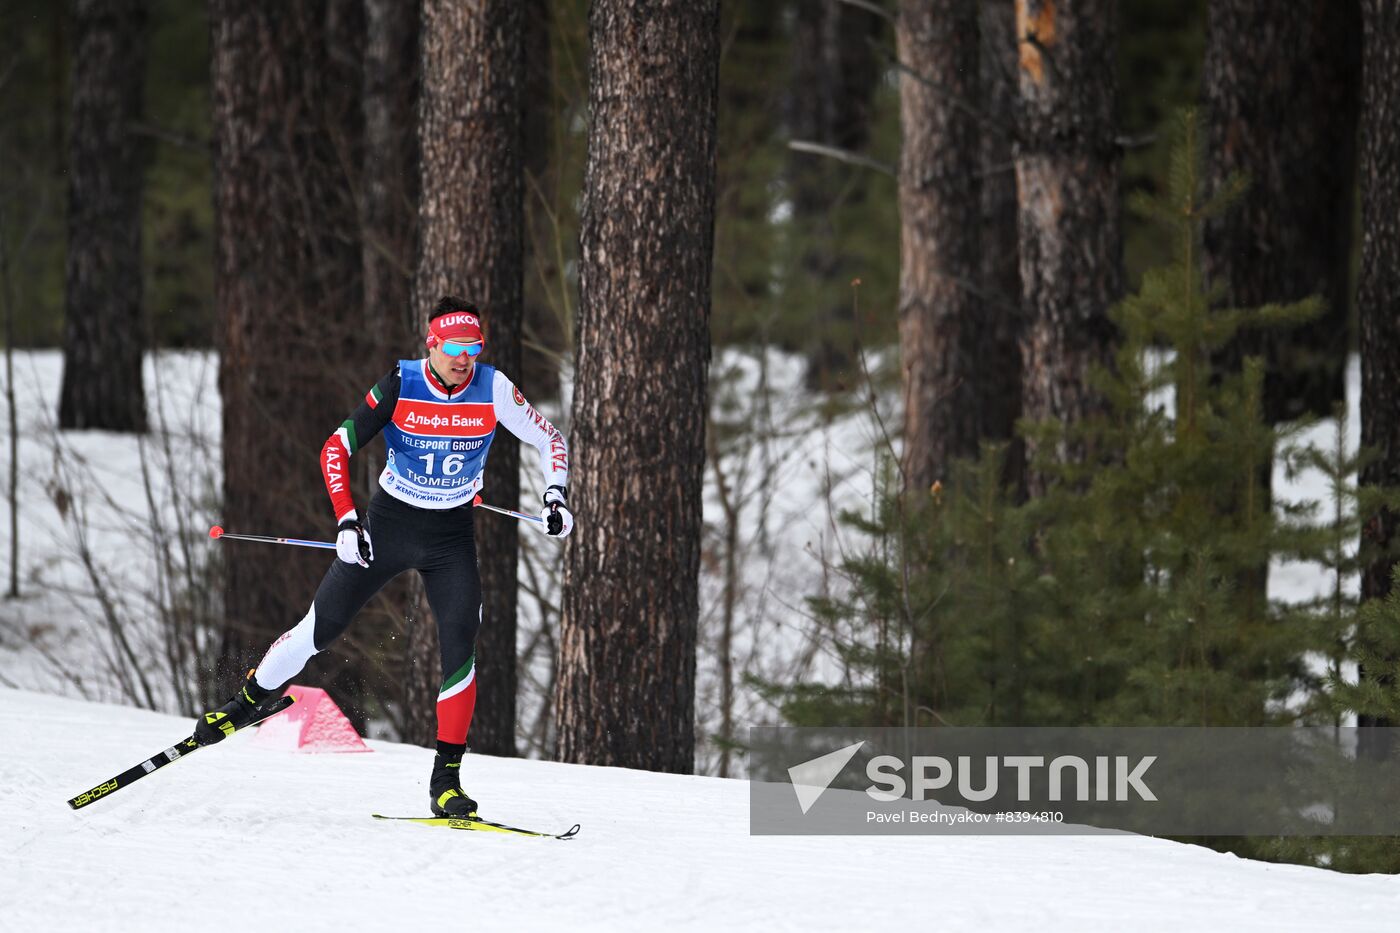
left=426, top=311, right=484, bottom=349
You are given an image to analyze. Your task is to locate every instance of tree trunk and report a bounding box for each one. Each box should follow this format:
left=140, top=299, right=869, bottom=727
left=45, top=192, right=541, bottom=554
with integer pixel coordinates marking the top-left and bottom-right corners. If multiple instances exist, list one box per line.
left=358, top=0, right=424, bottom=744
left=788, top=0, right=885, bottom=391
left=362, top=0, right=420, bottom=355
left=211, top=0, right=365, bottom=702
left=414, top=0, right=524, bottom=757
left=979, top=0, right=1024, bottom=493
left=1201, top=0, right=1361, bottom=425
left=60, top=0, right=149, bottom=433
left=1358, top=0, right=1400, bottom=750
left=897, top=0, right=982, bottom=494
left=553, top=0, right=719, bottom=774
left=1014, top=0, right=1121, bottom=496
left=519, top=0, right=565, bottom=398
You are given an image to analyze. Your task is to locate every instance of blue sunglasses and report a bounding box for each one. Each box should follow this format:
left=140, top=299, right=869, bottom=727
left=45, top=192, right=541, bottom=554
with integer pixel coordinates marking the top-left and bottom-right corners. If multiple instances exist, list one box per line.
left=440, top=340, right=483, bottom=358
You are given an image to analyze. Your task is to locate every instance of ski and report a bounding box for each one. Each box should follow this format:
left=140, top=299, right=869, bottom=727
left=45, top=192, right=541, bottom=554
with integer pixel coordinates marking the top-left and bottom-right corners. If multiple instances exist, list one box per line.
left=372, top=813, right=580, bottom=839
left=66, top=695, right=297, bottom=811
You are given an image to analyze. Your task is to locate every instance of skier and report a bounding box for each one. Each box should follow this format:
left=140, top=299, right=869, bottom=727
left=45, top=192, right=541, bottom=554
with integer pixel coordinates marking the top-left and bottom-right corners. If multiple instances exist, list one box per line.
left=194, top=296, right=572, bottom=818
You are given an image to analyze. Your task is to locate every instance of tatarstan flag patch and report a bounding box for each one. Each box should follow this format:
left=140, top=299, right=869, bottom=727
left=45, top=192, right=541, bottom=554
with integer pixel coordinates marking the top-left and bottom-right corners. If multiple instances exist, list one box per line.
left=366, top=384, right=384, bottom=409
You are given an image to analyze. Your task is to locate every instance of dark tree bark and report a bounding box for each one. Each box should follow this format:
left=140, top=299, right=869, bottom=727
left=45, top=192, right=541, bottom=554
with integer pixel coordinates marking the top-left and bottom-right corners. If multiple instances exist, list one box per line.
left=979, top=0, right=1024, bottom=491
left=1013, top=0, right=1121, bottom=495
left=413, top=0, right=525, bottom=757
left=357, top=0, right=425, bottom=744
left=788, top=0, right=885, bottom=390
left=553, top=0, right=719, bottom=774
left=1201, top=0, right=1361, bottom=425
left=60, top=0, right=149, bottom=433
left=210, top=1, right=365, bottom=709
left=1358, top=0, right=1400, bottom=749
left=897, top=0, right=982, bottom=493
left=362, top=0, right=420, bottom=354
left=519, top=0, right=564, bottom=398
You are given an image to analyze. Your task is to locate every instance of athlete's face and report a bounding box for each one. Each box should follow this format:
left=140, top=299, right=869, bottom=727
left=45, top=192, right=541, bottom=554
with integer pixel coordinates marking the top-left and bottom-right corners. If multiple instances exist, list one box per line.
left=427, top=339, right=479, bottom=386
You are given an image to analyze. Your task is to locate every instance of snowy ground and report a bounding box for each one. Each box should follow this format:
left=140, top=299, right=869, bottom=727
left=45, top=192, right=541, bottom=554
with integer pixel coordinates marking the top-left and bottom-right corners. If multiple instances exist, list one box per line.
left=1, top=350, right=1395, bottom=929
left=0, top=350, right=225, bottom=707
left=4, top=687, right=1399, bottom=933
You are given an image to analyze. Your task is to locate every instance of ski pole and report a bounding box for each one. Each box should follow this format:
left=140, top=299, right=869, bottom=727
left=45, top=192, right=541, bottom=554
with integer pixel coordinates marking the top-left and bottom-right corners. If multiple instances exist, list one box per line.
left=208, top=495, right=542, bottom=551
left=472, top=495, right=545, bottom=525
left=208, top=526, right=335, bottom=550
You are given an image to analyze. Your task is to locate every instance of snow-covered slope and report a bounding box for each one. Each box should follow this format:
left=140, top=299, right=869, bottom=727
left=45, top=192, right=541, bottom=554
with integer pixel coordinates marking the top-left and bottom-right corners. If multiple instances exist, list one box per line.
left=3, top=689, right=1397, bottom=933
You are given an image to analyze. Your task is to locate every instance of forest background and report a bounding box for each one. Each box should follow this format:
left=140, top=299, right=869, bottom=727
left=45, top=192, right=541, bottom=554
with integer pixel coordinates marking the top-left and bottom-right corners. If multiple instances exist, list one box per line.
left=3, top=0, right=1400, bottom=874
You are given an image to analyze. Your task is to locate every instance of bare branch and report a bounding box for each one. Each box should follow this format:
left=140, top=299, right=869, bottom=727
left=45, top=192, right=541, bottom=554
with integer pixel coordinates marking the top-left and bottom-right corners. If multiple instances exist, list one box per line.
left=834, top=0, right=895, bottom=23
left=787, top=140, right=895, bottom=177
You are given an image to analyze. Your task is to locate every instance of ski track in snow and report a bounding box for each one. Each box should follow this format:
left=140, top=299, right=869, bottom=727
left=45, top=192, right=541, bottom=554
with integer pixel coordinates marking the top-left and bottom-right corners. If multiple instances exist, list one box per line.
left=4, top=688, right=1399, bottom=933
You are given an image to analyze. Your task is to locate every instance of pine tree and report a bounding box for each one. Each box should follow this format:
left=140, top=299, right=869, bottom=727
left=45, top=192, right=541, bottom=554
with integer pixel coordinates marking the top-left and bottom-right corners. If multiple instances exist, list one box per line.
left=553, top=0, right=719, bottom=774
left=778, top=112, right=1330, bottom=732
left=210, top=0, right=366, bottom=703
left=1030, top=110, right=1322, bottom=725
left=361, top=0, right=419, bottom=353
left=1357, top=0, right=1400, bottom=744
left=59, top=0, right=149, bottom=433
left=896, top=0, right=983, bottom=493
left=1013, top=0, right=1123, bottom=496
left=977, top=0, right=1024, bottom=492
left=1201, top=0, right=1361, bottom=424
left=414, top=0, right=525, bottom=756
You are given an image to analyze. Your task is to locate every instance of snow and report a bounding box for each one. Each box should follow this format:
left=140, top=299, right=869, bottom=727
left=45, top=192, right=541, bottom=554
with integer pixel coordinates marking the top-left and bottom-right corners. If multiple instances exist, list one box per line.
left=2, top=348, right=1395, bottom=928
left=0, top=350, right=224, bottom=707
left=3, top=687, right=1398, bottom=932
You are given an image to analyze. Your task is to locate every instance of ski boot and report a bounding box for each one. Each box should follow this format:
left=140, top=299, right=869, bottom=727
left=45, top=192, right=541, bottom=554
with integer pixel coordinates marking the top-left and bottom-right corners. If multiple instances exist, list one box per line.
left=429, top=742, right=479, bottom=817
left=194, top=669, right=277, bottom=746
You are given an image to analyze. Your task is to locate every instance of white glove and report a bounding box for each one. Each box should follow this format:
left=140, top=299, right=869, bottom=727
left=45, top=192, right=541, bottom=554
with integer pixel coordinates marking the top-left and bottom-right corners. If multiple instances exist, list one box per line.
left=336, top=512, right=374, bottom=566
left=541, top=485, right=573, bottom=538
